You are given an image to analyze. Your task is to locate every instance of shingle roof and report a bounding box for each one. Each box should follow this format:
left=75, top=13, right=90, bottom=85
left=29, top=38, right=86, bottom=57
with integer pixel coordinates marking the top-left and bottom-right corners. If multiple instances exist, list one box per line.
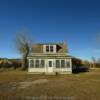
left=34, top=43, right=64, bottom=45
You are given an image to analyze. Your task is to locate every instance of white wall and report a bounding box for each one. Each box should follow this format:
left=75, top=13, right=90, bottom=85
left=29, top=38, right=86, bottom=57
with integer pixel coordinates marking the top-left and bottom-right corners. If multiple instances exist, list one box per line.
left=28, top=58, right=72, bottom=73
left=28, top=68, right=45, bottom=72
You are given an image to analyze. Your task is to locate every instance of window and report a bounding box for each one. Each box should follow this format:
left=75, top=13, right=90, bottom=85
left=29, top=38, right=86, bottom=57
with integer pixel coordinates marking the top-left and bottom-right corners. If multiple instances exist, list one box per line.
left=49, top=61, right=52, bottom=67
left=35, top=60, right=39, bottom=68
left=30, top=59, right=45, bottom=68
left=40, top=60, right=45, bottom=68
left=30, top=60, right=34, bottom=68
left=50, top=46, right=53, bottom=52
left=45, top=45, right=54, bottom=52
left=66, top=60, right=70, bottom=68
left=46, top=46, right=49, bottom=52
left=61, top=60, right=65, bottom=68
left=56, top=60, right=60, bottom=68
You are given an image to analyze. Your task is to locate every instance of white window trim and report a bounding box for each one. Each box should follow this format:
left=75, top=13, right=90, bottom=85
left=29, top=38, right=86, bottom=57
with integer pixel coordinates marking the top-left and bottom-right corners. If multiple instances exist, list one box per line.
left=55, top=59, right=72, bottom=69
left=43, top=45, right=56, bottom=53
left=29, top=59, right=45, bottom=68
left=66, top=59, right=71, bottom=68
left=55, top=59, right=66, bottom=69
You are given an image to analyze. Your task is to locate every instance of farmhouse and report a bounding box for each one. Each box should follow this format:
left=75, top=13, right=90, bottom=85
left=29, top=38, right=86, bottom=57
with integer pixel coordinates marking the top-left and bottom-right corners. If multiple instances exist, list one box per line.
left=27, top=42, right=72, bottom=74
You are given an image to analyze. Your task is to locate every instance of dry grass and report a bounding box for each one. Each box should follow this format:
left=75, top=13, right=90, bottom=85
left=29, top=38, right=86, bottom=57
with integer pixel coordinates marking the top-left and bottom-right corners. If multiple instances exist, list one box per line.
left=0, top=69, right=100, bottom=100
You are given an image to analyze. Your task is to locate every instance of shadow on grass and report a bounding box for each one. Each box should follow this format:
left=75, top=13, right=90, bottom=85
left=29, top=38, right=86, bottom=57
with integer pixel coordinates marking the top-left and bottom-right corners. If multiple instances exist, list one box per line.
left=72, top=66, right=89, bottom=74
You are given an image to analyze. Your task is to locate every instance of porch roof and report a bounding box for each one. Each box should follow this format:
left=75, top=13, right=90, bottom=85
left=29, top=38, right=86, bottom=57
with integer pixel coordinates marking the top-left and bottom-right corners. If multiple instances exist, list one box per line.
left=27, top=53, right=72, bottom=59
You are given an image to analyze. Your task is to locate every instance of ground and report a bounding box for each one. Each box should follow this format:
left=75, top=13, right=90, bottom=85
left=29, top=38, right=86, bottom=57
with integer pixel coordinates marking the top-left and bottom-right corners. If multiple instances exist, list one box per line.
left=0, top=69, right=100, bottom=100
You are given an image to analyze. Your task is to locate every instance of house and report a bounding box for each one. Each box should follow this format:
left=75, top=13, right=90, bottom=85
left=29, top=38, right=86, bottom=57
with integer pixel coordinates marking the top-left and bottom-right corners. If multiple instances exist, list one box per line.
left=27, top=42, right=72, bottom=74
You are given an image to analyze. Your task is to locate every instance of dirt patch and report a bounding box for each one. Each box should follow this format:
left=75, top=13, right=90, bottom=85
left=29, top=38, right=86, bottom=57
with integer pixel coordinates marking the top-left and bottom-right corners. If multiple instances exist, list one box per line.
left=18, top=79, right=49, bottom=89
left=0, top=70, right=100, bottom=100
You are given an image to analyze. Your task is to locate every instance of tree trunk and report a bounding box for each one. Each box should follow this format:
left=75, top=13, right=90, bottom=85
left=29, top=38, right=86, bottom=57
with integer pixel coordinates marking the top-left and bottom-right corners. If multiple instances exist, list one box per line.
left=21, top=54, right=27, bottom=70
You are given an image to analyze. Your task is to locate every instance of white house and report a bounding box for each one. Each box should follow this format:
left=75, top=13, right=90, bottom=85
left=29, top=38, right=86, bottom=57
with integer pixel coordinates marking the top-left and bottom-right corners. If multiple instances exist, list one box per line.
left=27, top=42, right=72, bottom=74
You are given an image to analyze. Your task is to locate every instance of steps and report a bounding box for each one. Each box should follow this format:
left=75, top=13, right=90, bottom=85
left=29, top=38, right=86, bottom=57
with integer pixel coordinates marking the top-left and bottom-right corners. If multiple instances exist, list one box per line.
left=45, top=72, right=56, bottom=75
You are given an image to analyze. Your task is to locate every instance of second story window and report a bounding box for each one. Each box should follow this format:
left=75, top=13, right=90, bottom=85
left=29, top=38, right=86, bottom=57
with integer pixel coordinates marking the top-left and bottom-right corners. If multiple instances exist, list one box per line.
left=46, top=45, right=49, bottom=52
left=46, top=45, right=54, bottom=52
left=50, top=46, right=53, bottom=52
left=44, top=45, right=56, bottom=53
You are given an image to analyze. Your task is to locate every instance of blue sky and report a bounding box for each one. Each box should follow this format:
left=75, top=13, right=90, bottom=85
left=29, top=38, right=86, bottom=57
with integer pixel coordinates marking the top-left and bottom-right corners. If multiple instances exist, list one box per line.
left=0, top=0, right=100, bottom=60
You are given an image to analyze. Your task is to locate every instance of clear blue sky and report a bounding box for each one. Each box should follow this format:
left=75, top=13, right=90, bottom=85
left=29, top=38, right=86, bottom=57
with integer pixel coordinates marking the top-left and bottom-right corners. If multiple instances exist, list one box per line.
left=0, top=0, right=100, bottom=60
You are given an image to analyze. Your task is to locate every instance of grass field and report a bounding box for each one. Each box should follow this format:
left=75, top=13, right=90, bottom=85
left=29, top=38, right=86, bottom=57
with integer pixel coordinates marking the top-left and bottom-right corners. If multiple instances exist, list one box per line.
left=0, top=69, right=100, bottom=100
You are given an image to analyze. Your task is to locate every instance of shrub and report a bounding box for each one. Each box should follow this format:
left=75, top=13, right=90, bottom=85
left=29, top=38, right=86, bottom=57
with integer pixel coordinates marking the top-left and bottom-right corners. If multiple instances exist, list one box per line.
left=0, top=58, right=21, bottom=69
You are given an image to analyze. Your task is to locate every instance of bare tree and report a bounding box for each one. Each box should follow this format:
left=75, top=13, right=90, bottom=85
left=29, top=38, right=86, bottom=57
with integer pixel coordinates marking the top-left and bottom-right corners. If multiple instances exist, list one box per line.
left=15, top=32, right=30, bottom=70
left=83, top=60, right=91, bottom=68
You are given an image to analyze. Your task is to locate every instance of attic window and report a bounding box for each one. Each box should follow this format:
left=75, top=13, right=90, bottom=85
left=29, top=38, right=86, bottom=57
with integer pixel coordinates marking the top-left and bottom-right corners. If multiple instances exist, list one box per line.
left=46, top=45, right=54, bottom=52
left=50, top=46, right=53, bottom=52
left=46, top=46, right=49, bottom=52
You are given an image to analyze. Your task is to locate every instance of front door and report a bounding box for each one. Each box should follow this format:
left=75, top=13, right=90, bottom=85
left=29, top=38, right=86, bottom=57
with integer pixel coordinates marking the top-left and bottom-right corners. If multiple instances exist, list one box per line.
left=48, top=59, right=53, bottom=72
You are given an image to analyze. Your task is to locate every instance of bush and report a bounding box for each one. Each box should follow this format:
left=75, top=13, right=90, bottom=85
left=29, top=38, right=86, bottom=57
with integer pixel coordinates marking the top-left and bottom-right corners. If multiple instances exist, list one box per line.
left=11, top=60, right=21, bottom=69
left=0, top=58, right=21, bottom=69
left=72, top=57, right=89, bottom=73
left=72, top=66, right=89, bottom=73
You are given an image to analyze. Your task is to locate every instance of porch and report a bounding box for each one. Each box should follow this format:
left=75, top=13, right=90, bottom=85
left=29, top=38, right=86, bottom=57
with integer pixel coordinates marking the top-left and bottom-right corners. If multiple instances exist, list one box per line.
left=28, top=58, right=72, bottom=74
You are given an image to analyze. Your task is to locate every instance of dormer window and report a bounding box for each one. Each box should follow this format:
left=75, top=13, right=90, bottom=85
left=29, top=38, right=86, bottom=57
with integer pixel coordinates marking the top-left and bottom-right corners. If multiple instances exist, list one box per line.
left=46, top=46, right=49, bottom=52
left=46, top=45, right=53, bottom=52
left=50, top=46, right=53, bottom=52
left=44, top=45, right=56, bottom=53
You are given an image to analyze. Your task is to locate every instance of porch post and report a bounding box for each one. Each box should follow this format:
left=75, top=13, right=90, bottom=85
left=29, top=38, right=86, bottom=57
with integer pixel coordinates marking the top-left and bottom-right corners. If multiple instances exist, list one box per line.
left=45, top=59, right=47, bottom=73
left=28, top=59, right=30, bottom=72
left=70, top=59, right=72, bottom=72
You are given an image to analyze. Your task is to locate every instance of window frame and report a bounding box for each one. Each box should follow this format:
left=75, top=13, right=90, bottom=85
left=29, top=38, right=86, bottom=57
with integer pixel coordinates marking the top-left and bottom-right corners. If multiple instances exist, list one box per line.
left=66, top=59, right=70, bottom=68
left=29, top=59, right=45, bottom=68
left=40, top=60, right=45, bottom=68
left=35, top=60, right=40, bottom=68
left=30, top=59, right=34, bottom=68
left=55, top=59, right=67, bottom=69
left=61, top=60, right=65, bottom=68
left=50, top=45, right=53, bottom=52
left=46, top=45, right=49, bottom=52
left=45, top=45, right=55, bottom=53
left=56, top=60, right=60, bottom=68
left=49, top=61, right=52, bottom=67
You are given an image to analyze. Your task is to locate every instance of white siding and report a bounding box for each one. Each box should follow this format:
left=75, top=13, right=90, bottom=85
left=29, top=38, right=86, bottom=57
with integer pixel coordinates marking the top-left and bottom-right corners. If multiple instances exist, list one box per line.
left=28, top=59, right=46, bottom=72
left=28, top=68, right=45, bottom=72
left=28, top=58, right=72, bottom=74
left=53, top=45, right=56, bottom=53
left=43, top=45, right=46, bottom=53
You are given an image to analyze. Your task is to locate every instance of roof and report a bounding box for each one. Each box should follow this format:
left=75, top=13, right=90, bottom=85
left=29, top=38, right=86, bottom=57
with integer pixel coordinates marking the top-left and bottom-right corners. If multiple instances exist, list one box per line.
left=27, top=53, right=72, bottom=58
left=33, top=42, right=66, bottom=45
